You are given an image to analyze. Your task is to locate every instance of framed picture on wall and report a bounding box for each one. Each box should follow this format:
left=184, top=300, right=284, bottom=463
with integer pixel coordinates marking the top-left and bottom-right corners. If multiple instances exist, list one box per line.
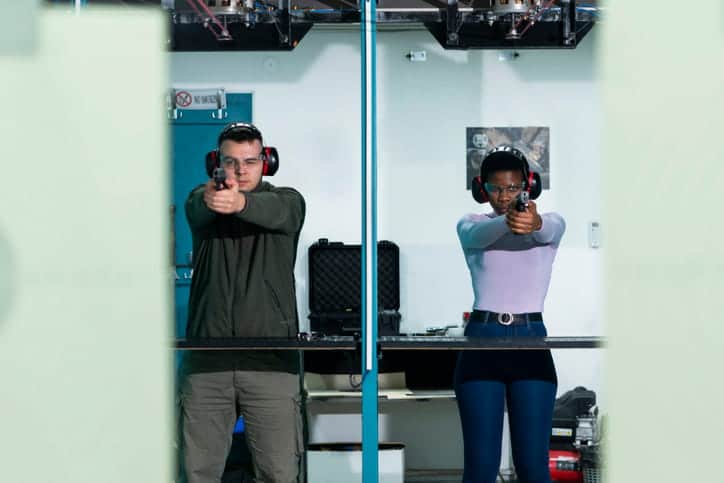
left=466, top=126, right=550, bottom=190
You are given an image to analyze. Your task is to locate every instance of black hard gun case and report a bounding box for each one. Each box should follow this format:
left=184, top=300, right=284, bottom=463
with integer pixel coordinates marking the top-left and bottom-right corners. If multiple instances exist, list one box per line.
left=307, top=238, right=401, bottom=336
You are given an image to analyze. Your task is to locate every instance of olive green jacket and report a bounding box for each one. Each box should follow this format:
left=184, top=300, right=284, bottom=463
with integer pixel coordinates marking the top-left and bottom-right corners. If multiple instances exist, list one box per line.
left=184, top=181, right=305, bottom=371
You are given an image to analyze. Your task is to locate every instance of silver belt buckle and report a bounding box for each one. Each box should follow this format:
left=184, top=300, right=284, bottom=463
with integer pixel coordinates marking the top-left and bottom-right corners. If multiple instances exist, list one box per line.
left=497, top=312, right=514, bottom=326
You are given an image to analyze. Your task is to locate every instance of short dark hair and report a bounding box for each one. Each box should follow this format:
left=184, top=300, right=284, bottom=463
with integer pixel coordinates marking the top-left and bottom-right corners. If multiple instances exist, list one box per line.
left=480, top=149, right=528, bottom=182
left=217, top=123, right=263, bottom=147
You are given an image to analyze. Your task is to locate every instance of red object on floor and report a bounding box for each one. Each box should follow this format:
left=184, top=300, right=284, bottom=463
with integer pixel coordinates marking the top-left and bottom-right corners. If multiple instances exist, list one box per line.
left=549, top=449, right=583, bottom=482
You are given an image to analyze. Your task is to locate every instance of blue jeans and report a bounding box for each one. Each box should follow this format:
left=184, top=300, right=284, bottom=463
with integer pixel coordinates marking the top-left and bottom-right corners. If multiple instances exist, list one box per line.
left=454, top=318, right=557, bottom=483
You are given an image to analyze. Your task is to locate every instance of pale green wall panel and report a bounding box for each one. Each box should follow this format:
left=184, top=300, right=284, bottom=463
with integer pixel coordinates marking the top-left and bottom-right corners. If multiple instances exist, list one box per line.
left=601, top=1, right=724, bottom=482
left=0, top=0, right=39, bottom=55
left=0, top=10, right=171, bottom=483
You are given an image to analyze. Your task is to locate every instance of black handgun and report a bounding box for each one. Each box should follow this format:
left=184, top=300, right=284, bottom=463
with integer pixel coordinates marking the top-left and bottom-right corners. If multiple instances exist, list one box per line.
left=213, top=166, right=227, bottom=190
left=515, top=191, right=530, bottom=212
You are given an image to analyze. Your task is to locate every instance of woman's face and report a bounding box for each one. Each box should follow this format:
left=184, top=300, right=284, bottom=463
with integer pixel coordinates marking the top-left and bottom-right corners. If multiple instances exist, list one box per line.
left=485, top=170, right=524, bottom=215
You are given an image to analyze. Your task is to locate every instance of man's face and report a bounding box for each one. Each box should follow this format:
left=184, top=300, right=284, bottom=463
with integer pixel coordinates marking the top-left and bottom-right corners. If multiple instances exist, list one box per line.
left=485, top=170, right=524, bottom=215
left=219, top=139, right=264, bottom=192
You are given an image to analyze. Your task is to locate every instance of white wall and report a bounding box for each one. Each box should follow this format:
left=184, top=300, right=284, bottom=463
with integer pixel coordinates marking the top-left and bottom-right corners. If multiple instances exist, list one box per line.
left=171, top=27, right=604, bottom=399
left=373, top=29, right=604, bottom=403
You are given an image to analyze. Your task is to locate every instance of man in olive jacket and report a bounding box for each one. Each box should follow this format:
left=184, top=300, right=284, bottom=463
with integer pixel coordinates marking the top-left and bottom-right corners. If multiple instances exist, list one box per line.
left=180, top=123, right=305, bottom=483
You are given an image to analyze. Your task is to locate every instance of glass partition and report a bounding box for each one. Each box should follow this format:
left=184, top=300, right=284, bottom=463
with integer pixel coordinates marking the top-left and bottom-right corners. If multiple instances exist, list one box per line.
left=169, top=24, right=369, bottom=483
left=376, top=23, right=605, bottom=483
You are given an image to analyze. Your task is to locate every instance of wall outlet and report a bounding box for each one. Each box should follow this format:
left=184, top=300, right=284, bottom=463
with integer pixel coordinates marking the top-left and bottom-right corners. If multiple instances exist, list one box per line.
left=406, top=50, right=426, bottom=62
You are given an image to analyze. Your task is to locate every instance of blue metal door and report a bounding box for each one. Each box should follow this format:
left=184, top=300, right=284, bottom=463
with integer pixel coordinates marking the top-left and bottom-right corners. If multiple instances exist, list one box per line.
left=171, top=93, right=252, bottom=338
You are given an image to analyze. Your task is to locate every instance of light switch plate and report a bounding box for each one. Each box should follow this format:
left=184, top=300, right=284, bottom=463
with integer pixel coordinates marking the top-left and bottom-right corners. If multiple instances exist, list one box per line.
left=589, top=221, right=601, bottom=249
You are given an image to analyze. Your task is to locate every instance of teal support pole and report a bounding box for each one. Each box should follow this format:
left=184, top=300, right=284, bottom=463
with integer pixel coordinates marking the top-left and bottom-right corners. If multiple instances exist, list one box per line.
left=360, top=0, right=378, bottom=481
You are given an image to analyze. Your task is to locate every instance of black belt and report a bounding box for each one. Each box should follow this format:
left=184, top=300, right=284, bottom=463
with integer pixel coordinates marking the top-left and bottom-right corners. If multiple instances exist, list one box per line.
left=471, top=310, right=543, bottom=326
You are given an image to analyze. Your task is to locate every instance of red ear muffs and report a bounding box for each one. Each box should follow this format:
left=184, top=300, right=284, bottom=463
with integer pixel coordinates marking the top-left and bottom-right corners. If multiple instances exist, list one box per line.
left=471, top=176, right=489, bottom=203
left=471, top=172, right=540, bottom=204
left=205, top=150, right=219, bottom=178
left=261, top=147, right=279, bottom=176
left=210, top=122, right=279, bottom=178
left=527, top=171, right=542, bottom=200
left=205, top=147, right=280, bottom=177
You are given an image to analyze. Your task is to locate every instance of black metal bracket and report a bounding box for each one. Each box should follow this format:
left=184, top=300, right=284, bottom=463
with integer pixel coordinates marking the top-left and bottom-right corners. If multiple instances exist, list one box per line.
left=277, top=0, right=293, bottom=48
left=445, top=0, right=461, bottom=46
left=560, top=0, right=577, bottom=46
